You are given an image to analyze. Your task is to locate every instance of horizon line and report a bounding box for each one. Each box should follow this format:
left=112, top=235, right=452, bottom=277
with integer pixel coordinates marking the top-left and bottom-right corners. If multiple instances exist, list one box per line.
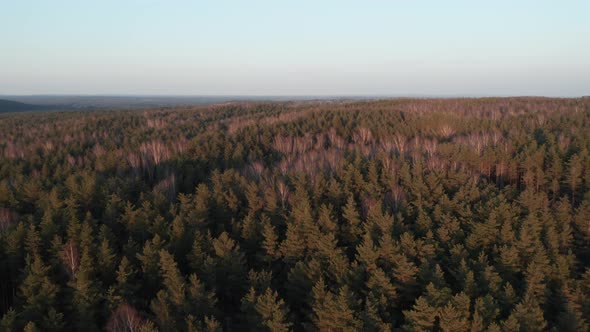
left=1, top=94, right=588, bottom=98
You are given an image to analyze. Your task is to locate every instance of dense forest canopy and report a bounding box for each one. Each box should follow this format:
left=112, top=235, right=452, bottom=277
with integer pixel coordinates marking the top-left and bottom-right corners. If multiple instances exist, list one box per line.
left=1, top=97, right=590, bottom=331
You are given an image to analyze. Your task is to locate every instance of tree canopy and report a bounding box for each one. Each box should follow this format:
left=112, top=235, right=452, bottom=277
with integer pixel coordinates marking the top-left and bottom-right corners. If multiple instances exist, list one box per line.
left=1, top=97, right=590, bottom=331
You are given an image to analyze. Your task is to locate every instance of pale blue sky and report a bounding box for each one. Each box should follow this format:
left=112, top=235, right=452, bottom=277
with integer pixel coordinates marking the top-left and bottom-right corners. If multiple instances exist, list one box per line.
left=1, top=0, right=589, bottom=96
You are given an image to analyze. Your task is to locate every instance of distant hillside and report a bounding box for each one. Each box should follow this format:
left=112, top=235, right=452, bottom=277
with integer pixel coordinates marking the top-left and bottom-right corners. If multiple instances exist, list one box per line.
left=0, top=95, right=364, bottom=110
left=0, top=99, right=54, bottom=113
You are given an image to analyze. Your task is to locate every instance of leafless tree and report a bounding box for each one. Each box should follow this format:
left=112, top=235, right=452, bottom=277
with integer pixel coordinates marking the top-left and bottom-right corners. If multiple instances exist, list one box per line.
left=437, top=124, right=455, bottom=139
left=4, top=140, right=25, bottom=159
left=327, top=128, right=346, bottom=149
left=106, top=303, right=146, bottom=332
left=273, top=136, right=293, bottom=155
left=380, top=157, right=399, bottom=176
left=62, top=240, right=80, bottom=278
left=126, top=153, right=142, bottom=177
left=171, top=136, right=189, bottom=155
left=379, top=139, right=395, bottom=154
left=146, top=117, right=166, bottom=129
left=43, top=141, right=55, bottom=154
left=92, top=143, right=106, bottom=158
left=154, top=171, right=177, bottom=201
left=557, top=133, right=571, bottom=152
left=247, top=161, right=265, bottom=179
left=139, top=140, right=171, bottom=180
left=140, top=140, right=170, bottom=167
left=391, top=184, right=404, bottom=208
left=66, top=154, right=77, bottom=167
left=423, top=139, right=438, bottom=158
left=353, top=127, right=373, bottom=145
left=0, top=208, right=17, bottom=233
left=490, top=130, right=503, bottom=146
left=298, top=134, right=314, bottom=154
left=276, top=180, right=290, bottom=208
left=426, top=156, right=444, bottom=171
left=392, top=134, right=407, bottom=155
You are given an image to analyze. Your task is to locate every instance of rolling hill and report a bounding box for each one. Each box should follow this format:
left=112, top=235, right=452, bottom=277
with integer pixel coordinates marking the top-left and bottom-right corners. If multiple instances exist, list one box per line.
left=0, top=99, right=55, bottom=113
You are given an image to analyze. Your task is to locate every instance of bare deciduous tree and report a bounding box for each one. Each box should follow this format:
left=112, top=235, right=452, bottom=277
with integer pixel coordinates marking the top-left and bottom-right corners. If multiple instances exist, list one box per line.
left=62, top=239, right=80, bottom=277
left=0, top=208, right=17, bottom=233
left=353, top=127, right=373, bottom=145
left=438, top=124, right=455, bottom=139
left=392, top=134, right=407, bottom=155
left=106, top=303, right=145, bottom=332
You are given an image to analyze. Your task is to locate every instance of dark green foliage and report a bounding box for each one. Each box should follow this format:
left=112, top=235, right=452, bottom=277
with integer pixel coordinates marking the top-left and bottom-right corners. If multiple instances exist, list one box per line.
left=1, top=98, right=590, bottom=330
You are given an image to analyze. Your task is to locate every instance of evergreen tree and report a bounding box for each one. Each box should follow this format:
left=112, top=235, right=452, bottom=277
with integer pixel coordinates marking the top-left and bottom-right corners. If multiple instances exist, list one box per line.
left=241, top=287, right=292, bottom=332
left=308, top=279, right=362, bottom=331
left=342, top=195, right=362, bottom=251
left=403, top=297, right=437, bottom=331
left=18, top=254, right=64, bottom=331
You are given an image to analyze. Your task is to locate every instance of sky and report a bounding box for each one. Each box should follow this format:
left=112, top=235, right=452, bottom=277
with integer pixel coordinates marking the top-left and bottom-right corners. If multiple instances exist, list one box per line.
left=1, top=0, right=589, bottom=96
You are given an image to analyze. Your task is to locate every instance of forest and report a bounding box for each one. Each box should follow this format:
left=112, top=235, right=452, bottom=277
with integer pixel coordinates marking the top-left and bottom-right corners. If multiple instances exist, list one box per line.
left=0, top=97, right=589, bottom=331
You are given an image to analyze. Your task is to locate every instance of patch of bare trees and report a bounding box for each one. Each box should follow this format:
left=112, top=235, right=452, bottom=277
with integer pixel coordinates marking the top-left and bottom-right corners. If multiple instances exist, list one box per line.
left=106, top=303, right=148, bottom=332
left=353, top=127, right=373, bottom=145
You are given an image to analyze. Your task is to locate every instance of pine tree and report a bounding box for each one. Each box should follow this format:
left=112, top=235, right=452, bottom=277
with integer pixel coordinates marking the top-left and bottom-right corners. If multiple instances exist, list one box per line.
left=573, top=198, right=590, bottom=260
left=150, top=290, right=176, bottom=332
left=153, top=251, right=217, bottom=330
left=241, top=287, right=292, bottom=332
left=107, top=256, right=138, bottom=309
left=24, top=224, right=41, bottom=257
left=39, top=209, right=58, bottom=244
left=159, top=250, right=186, bottom=308
left=0, top=308, right=16, bottom=332
left=23, top=321, right=40, bottom=332
left=509, top=294, right=547, bottom=332
left=317, top=204, right=338, bottom=233
left=186, top=315, right=222, bottom=332
left=18, top=254, right=63, bottom=331
left=186, top=273, right=217, bottom=319
left=437, top=292, right=470, bottom=332
left=342, top=195, right=362, bottom=251
left=355, top=233, right=379, bottom=271
left=314, top=232, right=349, bottom=284
left=188, top=231, right=207, bottom=273
left=71, top=245, right=101, bottom=331
left=391, top=253, right=419, bottom=299
left=309, top=279, right=362, bottom=332
left=245, top=182, right=263, bottom=213
left=360, top=295, right=391, bottom=332
left=280, top=186, right=321, bottom=260
left=169, top=215, right=190, bottom=260
left=365, top=267, right=397, bottom=314
left=241, top=211, right=263, bottom=254
left=286, top=259, right=323, bottom=320
left=205, top=232, right=246, bottom=320
left=553, top=198, right=574, bottom=252
left=137, top=235, right=166, bottom=295
left=566, top=154, right=582, bottom=204
left=402, top=297, right=437, bottom=331
left=261, top=221, right=280, bottom=261
left=280, top=222, right=307, bottom=262
left=97, top=238, right=117, bottom=284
